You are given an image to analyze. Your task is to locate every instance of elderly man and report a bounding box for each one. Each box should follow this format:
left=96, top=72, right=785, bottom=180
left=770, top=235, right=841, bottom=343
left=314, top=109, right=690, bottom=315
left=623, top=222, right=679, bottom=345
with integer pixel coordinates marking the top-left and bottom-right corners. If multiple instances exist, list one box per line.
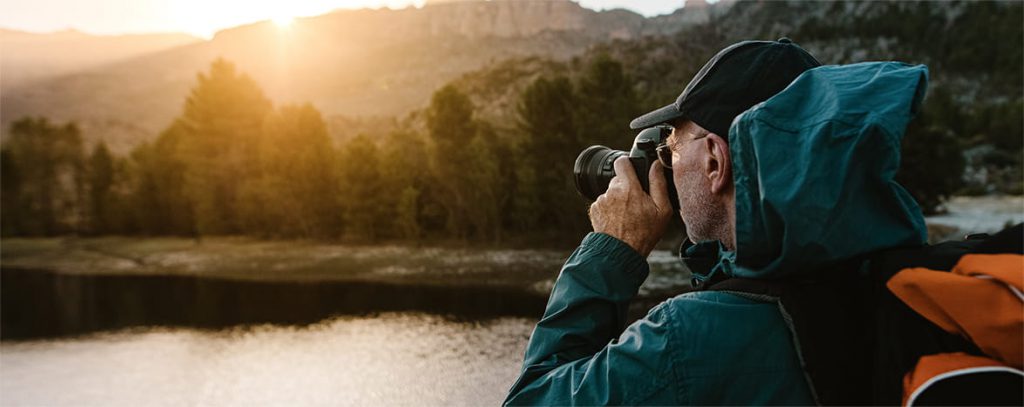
left=504, top=38, right=930, bottom=405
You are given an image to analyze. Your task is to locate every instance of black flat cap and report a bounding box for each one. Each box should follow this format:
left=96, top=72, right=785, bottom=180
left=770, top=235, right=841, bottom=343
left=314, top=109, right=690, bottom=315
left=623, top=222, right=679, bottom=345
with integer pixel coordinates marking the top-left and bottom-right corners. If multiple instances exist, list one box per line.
left=630, top=38, right=821, bottom=136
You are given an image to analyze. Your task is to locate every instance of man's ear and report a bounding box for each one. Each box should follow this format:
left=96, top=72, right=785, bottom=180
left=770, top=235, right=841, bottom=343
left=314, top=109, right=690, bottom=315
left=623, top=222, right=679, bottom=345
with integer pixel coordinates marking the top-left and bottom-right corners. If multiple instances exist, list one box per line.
left=702, top=133, right=732, bottom=195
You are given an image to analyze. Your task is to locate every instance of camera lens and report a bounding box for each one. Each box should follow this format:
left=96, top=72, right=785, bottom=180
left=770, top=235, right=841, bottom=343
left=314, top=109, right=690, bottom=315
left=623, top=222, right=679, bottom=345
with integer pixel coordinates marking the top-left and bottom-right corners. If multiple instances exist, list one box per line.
left=573, top=146, right=626, bottom=201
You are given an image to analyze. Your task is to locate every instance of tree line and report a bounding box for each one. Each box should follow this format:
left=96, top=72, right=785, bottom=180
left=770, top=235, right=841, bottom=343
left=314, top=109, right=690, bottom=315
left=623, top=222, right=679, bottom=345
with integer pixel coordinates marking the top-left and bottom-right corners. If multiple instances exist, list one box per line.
left=2, top=47, right=997, bottom=243
left=1, top=57, right=641, bottom=244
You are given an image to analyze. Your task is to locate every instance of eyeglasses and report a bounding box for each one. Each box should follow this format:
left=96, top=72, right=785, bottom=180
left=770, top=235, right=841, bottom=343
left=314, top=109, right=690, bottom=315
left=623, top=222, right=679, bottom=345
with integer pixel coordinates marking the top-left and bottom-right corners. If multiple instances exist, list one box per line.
left=655, top=131, right=708, bottom=168
left=656, top=143, right=674, bottom=168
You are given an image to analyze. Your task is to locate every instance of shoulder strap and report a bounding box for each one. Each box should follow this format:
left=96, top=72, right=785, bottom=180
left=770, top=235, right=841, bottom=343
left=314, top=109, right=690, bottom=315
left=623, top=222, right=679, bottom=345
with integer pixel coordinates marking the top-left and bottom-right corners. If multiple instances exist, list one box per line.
left=865, top=239, right=991, bottom=404
left=971, top=223, right=1023, bottom=255
left=706, top=262, right=871, bottom=406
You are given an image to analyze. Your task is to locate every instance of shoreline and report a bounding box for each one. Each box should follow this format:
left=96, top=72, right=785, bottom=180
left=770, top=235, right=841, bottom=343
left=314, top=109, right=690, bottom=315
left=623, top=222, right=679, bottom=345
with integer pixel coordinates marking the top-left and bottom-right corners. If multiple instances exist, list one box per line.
left=0, top=238, right=692, bottom=340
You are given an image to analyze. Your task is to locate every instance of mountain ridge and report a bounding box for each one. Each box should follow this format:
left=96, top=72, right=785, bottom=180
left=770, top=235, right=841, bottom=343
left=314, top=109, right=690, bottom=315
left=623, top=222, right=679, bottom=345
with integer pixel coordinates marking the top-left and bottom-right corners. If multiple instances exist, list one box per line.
left=1, top=0, right=728, bottom=152
left=1, top=28, right=201, bottom=88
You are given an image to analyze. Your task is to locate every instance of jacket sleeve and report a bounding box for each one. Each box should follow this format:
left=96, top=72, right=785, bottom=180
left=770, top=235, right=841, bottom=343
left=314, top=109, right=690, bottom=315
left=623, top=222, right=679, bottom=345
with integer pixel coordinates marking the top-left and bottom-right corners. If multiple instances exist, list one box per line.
left=503, top=232, right=679, bottom=406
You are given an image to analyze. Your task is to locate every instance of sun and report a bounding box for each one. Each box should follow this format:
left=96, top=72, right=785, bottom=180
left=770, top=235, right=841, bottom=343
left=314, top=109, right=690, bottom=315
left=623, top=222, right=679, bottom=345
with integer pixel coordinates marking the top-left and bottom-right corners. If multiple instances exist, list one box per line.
left=272, top=15, right=295, bottom=28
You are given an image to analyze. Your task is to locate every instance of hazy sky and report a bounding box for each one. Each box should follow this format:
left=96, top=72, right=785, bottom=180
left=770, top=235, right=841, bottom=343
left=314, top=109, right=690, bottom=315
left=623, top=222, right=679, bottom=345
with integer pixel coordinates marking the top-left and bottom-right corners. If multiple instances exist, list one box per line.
left=0, top=0, right=695, bottom=39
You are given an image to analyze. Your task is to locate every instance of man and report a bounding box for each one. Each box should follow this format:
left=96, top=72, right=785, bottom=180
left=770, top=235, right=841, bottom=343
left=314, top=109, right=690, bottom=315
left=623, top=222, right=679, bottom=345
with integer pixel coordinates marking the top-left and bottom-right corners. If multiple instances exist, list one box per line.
left=504, top=39, right=930, bottom=405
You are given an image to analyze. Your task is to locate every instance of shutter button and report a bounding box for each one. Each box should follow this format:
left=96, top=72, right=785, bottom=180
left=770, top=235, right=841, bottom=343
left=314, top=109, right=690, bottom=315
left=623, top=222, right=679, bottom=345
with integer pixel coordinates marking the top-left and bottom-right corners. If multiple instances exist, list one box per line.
left=778, top=37, right=792, bottom=44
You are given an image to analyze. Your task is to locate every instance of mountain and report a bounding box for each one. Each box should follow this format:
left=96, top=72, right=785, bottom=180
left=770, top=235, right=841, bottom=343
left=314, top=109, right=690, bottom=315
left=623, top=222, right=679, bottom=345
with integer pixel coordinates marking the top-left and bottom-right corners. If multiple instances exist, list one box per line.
left=447, top=0, right=1022, bottom=128
left=0, top=0, right=730, bottom=152
left=441, top=0, right=1022, bottom=196
left=0, top=29, right=200, bottom=87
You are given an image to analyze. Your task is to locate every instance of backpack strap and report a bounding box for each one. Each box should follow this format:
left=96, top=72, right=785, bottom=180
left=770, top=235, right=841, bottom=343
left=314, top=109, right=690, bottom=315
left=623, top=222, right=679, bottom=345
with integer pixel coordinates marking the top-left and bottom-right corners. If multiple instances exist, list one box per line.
left=706, top=261, right=871, bottom=405
left=865, top=239, right=992, bottom=404
left=971, top=223, right=1023, bottom=255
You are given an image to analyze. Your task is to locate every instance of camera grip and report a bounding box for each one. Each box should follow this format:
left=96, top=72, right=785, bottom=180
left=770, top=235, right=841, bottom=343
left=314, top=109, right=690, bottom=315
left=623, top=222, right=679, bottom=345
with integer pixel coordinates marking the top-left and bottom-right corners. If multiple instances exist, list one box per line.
left=628, top=156, right=650, bottom=193
left=630, top=156, right=680, bottom=211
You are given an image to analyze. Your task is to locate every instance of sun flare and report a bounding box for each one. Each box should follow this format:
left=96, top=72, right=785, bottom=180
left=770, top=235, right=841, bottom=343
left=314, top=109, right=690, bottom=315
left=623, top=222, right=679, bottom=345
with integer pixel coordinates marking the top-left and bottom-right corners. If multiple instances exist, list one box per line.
left=272, top=15, right=295, bottom=28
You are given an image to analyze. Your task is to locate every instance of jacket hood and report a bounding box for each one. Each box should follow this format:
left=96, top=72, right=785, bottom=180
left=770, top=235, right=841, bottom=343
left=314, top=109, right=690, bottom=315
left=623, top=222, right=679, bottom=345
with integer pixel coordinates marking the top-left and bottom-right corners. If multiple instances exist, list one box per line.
left=688, top=62, right=930, bottom=281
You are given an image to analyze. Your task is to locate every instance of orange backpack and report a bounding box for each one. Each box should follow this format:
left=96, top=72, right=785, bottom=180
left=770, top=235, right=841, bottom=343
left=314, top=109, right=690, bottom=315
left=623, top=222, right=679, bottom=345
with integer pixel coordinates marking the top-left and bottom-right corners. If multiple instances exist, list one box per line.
left=700, top=224, right=1023, bottom=405
left=889, top=252, right=1023, bottom=406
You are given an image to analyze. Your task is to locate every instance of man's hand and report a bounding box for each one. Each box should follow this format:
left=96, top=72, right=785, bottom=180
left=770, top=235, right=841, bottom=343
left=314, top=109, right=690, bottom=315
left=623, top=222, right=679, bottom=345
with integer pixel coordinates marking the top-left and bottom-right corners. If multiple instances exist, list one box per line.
left=589, top=157, right=674, bottom=257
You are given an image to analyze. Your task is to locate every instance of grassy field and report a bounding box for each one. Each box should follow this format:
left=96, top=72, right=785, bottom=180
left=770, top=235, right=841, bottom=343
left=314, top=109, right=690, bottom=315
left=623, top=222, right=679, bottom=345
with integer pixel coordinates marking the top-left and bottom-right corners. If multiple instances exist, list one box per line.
left=0, top=237, right=559, bottom=284
left=0, top=236, right=692, bottom=297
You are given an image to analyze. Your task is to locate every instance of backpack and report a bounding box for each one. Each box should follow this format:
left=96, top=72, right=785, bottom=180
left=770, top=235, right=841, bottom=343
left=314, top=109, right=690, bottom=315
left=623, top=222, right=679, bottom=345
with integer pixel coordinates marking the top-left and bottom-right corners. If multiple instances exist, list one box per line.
left=885, top=244, right=1022, bottom=405
left=696, top=223, right=1023, bottom=405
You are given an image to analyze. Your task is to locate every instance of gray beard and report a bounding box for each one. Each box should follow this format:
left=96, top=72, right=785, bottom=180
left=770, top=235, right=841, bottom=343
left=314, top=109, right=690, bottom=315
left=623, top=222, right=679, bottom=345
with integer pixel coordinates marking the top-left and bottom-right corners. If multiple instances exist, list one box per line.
left=679, top=176, right=728, bottom=245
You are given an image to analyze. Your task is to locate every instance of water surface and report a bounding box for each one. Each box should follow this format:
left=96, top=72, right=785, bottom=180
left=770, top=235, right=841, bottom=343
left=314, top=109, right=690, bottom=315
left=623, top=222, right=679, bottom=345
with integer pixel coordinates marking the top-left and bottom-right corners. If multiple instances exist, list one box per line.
left=2, top=314, right=533, bottom=406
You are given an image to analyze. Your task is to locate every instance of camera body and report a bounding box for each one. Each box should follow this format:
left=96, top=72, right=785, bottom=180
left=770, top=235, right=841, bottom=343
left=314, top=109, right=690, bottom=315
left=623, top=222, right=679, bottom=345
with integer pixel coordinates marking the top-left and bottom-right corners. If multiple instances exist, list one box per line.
left=573, top=126, right=679, bottom=210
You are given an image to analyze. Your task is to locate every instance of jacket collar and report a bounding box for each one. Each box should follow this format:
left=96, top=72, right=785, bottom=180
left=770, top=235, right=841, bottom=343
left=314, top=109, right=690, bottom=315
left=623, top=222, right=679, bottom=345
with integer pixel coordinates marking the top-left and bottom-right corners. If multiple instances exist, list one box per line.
left=680, top=240, right=734, bottom=290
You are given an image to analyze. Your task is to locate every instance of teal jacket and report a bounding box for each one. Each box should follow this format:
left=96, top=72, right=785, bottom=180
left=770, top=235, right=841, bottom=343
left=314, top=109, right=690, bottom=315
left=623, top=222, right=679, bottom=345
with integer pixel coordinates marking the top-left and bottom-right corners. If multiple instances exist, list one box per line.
left=504, top=62, right=930, bottom=406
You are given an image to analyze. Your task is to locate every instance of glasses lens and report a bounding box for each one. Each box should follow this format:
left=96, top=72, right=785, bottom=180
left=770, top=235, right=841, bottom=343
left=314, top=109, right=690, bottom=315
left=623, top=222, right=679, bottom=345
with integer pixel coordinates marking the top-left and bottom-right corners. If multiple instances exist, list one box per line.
left=657, top=144, right=672, bottom=167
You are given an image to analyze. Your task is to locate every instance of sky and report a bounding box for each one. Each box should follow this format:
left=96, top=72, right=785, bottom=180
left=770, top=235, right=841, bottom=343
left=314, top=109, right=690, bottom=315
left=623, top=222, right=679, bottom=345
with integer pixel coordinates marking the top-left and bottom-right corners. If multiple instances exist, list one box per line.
left=0, top=0, right=694, bottom=39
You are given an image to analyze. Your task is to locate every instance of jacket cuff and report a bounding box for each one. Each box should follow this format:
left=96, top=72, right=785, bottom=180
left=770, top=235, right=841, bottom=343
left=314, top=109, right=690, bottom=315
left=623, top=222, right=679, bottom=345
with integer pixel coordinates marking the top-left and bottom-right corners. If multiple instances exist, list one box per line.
left=579, top=232, right=649, bottom=275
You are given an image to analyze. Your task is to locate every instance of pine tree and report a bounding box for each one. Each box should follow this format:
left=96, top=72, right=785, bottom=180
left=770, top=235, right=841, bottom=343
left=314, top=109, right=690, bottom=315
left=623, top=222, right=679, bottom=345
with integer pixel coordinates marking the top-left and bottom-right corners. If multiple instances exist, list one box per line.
left=87, top=141, right=115, bottom=234
left=379, top=129, right=429, bottom=239
left=129, top=123, right=195, bottom=235
left=395, top=186, right=421, bottom=240
left=1, top=148, right=22, bottom=236
left=3, top=117, right=86, bottom=235
left=516, top=75, right=588, bottom=233
left=339, top=134, right=383, bottom=241
left=239, top=103, right=340, bottom=237
left=425, top=85, right=478, bottom=239
left=176, top=58, right=272, bottom=235
left=424, top=85, right=506, bottom=241
left=574, top=54, right=641, bottom=148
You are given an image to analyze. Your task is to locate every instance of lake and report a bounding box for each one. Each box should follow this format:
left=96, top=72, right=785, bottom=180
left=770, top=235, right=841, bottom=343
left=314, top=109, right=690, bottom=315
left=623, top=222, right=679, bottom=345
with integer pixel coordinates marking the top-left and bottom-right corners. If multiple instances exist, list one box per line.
left=1, top=314, right=533, bottom=406
left=0, top=241, right=690, bottom=406
left=3, top=194, right=1020, bottom=406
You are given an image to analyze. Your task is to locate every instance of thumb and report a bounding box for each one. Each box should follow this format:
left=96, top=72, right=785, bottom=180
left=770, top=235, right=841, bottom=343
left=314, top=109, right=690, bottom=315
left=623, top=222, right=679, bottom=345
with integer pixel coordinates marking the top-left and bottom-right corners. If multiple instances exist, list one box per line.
left=612, top=156, right=640, bottom=189
left=649, top=161, right=672, bottom=211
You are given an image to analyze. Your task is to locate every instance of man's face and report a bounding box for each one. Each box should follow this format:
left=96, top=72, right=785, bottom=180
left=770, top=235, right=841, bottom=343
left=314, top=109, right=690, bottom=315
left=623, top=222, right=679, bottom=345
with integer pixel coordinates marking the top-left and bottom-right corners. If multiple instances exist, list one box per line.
left=666, top=120, right=726, bottom=243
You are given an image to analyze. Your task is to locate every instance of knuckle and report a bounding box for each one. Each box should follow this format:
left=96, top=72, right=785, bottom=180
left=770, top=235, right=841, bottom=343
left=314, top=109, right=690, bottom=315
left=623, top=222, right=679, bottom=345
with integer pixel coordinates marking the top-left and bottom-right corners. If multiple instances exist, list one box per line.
left=613, top=157, right=629, bottom=171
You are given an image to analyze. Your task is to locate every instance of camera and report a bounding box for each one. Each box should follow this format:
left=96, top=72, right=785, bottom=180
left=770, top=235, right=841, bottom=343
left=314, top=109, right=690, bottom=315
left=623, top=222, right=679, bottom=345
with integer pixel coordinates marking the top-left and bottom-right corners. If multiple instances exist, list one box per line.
left=573, top=126, right=679, bottom=210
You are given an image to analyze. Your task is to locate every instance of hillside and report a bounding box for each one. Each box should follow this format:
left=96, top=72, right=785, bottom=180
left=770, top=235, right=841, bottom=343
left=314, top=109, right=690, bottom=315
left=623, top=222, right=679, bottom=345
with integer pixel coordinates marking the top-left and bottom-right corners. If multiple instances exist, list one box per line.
left=0, top=29, right=200, bottom=87
left=0, top=0, right=730, bottom=152
left=435, top=0, right=1022, bottom=196
left=380, top=1, right=1021, bottom=135
left=2, top=0, right=1018, bottom=243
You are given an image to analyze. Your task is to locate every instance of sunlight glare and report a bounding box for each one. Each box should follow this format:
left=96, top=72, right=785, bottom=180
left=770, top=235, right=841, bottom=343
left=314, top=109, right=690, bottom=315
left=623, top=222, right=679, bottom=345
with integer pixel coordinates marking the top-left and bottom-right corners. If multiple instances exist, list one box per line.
left=272, top=15, right=295, bottom=28
left=154, top=1, right=430, bottom=38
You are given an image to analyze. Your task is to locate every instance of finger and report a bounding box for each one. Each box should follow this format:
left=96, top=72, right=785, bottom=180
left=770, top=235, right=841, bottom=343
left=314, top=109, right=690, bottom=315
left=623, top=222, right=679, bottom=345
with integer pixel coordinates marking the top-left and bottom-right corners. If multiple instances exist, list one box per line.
left=607, top=174, right=624, bottom=191
left=612, top=156, right=640, bottom=190
left=648, top=161, right=672, bottom=211
left=588, top=198, right=603, bottom=221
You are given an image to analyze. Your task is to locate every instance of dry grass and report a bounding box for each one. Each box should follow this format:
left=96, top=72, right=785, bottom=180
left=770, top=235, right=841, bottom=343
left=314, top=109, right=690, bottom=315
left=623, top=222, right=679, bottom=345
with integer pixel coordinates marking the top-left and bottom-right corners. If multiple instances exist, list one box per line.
left=0, top=236, right=691, bottom=297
